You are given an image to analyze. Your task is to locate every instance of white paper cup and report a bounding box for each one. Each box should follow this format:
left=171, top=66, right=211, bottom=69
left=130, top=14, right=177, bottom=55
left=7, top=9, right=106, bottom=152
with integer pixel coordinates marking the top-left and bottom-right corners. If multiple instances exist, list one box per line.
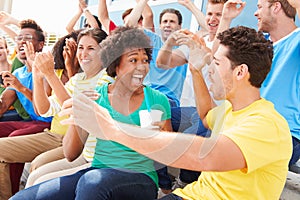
left=139, top=110, right=163, bottom=129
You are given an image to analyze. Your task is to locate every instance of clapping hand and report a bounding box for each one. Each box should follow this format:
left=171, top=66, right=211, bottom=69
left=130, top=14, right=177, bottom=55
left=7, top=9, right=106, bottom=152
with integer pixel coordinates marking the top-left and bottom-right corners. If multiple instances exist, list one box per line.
left=59, top=93, right=119, bottom=140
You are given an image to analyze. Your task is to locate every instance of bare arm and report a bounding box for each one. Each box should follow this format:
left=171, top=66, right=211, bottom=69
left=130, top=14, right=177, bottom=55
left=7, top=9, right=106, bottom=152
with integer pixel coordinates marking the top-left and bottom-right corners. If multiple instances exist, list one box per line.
left=0, top=11, right=20, bottom=40
left=212, top=0, right=246, bottom=55
left=63, top=125, right=88, bottom=161
left=33, top=52, right=70, bottom=115
left=156, top=31, right=188, bottom=69
left=178, top=0, right=207, bottom=32
left=1, top=71, right=33, bottom=102
left=98, top=0, right=112, bottom=32
left=0, top=24, right=18, bottom=40
left=59, top=94, right=246, bottom=172
left=66, top=1, right=83, bottom=33
left=0, top=88, right=17, bottom=116
left=125, top=0, right=155, bottom=32
left=81, top=0, right=100, bottom=29
left=110, top=125, right=245, bottom=172
left=287, top=0, right=300, bottom=18
left=140, top=0, right=155, bottom=31
left=32, top=57, right=51, bottom=115
left=125, top=0, right=148, bottom=27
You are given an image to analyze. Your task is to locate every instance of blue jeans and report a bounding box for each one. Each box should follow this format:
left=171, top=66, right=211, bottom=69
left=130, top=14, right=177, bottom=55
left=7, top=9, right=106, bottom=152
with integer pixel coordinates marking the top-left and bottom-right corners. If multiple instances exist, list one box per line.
left=289, top=136, right=300, bottom=166
left=11, top=167, right=157, bottom=200
left=171, top=107, right=211, bottom=183
left=171, top=107, right=211, bottom=136
left=157, top=193, right=183, bottom=200
left=0, top=110, right=23, bottom=121
left=155, top=162, right=172, bottom=190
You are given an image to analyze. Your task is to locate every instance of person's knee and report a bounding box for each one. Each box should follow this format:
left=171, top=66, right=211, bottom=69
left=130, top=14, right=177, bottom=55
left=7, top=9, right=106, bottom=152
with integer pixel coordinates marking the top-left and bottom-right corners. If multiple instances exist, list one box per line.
left=77, top=169, right=114, bottom=190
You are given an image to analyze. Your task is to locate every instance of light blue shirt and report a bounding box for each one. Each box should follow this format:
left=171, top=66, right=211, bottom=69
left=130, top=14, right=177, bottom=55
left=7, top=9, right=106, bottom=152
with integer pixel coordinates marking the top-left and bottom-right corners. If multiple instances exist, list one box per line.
left=143, top=29, right=187, bottom=107
left=11, top=66, right=52, bottom=122
left=260, top=28, right=300, bottom=140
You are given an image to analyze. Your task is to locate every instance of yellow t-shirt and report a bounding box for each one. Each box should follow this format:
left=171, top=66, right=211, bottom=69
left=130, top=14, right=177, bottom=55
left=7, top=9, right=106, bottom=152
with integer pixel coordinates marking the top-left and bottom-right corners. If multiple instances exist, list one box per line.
left=174, top=99, right=292, bottom=200
left=48, top=69, right=69, bottom=135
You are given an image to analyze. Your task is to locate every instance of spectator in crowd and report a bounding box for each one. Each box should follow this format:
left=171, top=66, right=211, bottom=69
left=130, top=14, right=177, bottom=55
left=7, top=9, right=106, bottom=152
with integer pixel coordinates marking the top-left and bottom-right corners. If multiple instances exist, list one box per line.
left=24, top=28, right=113, bottom=188
left=0, top=12, right=31, bottom=121
left=0, top=19, right=52, bottom=199
left=2, top=26, right=80, bottom=197
left=97, top=0, right=154, bottom=33
left=0, top=36, right=24, bottom=122
left=12, top=26, right=172, bottom=200
left=214, top=0, right=300, bottom=172
left=124, top=2, right=189, bottom=194
left=156, top=0, right=228, bottom=188
left=0, top=36, right=11, bottom=72
left=66, top=0, right=102, bottom=33
left=58, top=25, right=291, bottom=200
left=0, top=11, right=19, bottom=44
left=0, top=28, right=111, bottom=199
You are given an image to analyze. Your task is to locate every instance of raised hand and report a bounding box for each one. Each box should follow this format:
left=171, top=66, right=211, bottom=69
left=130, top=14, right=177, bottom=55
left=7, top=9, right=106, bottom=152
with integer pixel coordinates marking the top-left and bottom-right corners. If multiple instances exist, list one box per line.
left=59, top=93, right=118, bottom=140
left=33, top=51, right=55, bottom=78
left=0, top=71, right=23, bottom=91
left=79, top=0, right=88, bottom=11
left=63, top=38, right=78, bottom=78
left=23, top=41, right=36, bottom=70
left=287, top=0, right=300, bottom=8
left=222, top=0, right=246, bottom=20
left=178, top=0, right=193, bottom=8
left=0, top=11, right=14, bottom=25
left=173, top=29, right=212, bottom=71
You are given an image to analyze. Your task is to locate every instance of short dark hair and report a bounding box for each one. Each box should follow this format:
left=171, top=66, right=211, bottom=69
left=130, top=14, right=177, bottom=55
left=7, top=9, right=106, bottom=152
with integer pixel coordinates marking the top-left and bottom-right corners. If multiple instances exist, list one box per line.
left=77, top=28, right=107, bottom=45
left=159, top=8, right=182, bottom=25
left=217, top=26, right=273, bottom=88
left=100, top=26, right=152, bottom=77
left=19, top=19, right=45, bottom=42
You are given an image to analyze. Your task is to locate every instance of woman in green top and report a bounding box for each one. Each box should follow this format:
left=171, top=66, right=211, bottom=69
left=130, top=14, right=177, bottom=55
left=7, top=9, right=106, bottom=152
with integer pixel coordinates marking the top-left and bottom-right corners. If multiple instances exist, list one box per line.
left=12, top=26, right=172, bottom=200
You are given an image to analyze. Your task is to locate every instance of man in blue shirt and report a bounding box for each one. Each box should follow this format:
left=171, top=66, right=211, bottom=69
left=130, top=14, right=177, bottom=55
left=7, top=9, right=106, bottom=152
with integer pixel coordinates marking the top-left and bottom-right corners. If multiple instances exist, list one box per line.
left=0, top=19, right=52, bottom=199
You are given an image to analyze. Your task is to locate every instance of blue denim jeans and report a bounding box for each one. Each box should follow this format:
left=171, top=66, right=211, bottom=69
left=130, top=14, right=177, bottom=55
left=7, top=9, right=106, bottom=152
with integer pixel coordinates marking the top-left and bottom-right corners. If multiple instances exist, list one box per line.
left=155, top=162, right=172, bottom=190
left=289, top=136, right=300, bottom=166
left=157, top=193, right=183, bottom=200
left=0, top=110, right=23, bottom=121
left=171, top=107, right=211, bottom=136
left=11, top=167, right=157, bottom=200
left=171, top=106, right=211, bottom=183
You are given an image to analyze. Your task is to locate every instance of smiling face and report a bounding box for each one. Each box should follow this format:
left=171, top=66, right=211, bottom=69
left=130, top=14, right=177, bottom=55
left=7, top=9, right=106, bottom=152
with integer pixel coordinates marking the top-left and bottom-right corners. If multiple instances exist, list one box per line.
left=254, top=0, right=275, bottom=32
left=205, top=2, right=224, bottom=38
left=159, top=12, right=181, bottom=42
left=15, top=28, right=43, bottom=60
left=77, top=35, right=102, bottom=78
left=116, top=48, right=149, bottom=92
left=0, top=38, right=8, bottom=62
left=208, top=45, right=236, bottom=100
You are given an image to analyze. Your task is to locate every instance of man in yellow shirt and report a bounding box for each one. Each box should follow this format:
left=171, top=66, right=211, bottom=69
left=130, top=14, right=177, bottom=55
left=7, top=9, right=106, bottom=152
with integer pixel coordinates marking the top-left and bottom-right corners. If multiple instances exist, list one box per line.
left=59, top=26, right=292, bottom=200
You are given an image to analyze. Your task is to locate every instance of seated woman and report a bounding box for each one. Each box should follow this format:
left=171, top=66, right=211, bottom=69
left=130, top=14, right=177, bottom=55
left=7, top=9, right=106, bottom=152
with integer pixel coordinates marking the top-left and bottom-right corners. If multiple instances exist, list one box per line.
left=11, top=26, right=172, bottom=200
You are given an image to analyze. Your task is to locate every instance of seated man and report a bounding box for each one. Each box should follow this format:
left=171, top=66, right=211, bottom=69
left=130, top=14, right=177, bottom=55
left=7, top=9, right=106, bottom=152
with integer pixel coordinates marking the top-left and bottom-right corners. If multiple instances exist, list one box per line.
left=0, top=19, right=53, bottom=199
left=0, top=19, right=52, bottom=138
left=60, top=26, right=292, bottom=200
